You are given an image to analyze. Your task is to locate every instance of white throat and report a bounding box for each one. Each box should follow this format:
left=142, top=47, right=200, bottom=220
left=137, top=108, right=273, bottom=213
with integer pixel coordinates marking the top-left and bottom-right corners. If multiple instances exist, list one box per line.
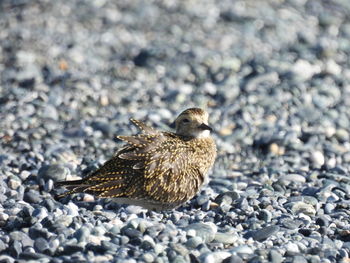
left=194, top=130, right=211, bottom=138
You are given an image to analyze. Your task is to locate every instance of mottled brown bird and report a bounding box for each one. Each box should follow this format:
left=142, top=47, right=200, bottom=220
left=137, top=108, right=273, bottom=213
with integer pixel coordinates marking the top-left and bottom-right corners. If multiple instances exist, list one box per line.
left=56, top=108, right=216, bottom=211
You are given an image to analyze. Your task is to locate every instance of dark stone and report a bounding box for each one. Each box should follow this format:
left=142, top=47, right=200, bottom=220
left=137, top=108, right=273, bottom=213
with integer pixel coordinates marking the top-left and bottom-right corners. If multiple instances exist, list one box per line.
left=122, top=228, right=142, bottom=239
left=40, top=199, right=56, bottom=212
left=269, top=249, right=283, bottom=263
left=299, top=228, right=312, bottom=236
left=19, top=252, right=47, bottom=260
left=91, top=121, right=115, bottom=136
left=19, top=78, right=35, bottom=89
left=223, top=255, right=244, bottom=263
left=251, top=225, right=280, bottom=241
left=134, top=49, right=151, bottom=67
left=34, top=237, right=50, bottom=254
left=315, top=216, right=330, bottom=227
left=23, top=190, right=42, bottom=204
left=9, top=240, right=22, bottom=257
left=38, top=164, right=67, bottom=181
left=0, top=239, right=7, bottom=252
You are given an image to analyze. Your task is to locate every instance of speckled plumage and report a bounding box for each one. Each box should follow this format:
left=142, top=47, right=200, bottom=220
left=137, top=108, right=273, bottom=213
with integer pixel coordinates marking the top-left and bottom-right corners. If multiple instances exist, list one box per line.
left=56, top=108, right=216, bottom=211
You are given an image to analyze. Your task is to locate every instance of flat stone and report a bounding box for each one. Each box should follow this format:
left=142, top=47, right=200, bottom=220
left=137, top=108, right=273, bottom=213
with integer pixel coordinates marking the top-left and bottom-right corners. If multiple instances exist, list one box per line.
left=251, top=225, right=280, bottom=241
left=214, top=232, right=237, bottom=245
left=184, top=222, right=217, bottom=243
left=269, top=249, right=284, bottom=263
left=38, top=164, right=68, bottom=181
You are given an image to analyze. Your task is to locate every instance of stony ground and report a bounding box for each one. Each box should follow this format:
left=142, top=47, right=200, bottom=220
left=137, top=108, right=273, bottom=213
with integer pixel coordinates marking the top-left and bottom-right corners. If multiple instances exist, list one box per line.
left=1, top=0, right=350, bottom=262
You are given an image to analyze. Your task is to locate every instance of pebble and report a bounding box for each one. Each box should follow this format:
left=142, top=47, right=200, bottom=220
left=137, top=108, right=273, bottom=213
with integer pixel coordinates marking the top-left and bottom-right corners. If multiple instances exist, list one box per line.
left=310, top=151, right=325, bottom=168
left=38, top=164, right=68, bottom=181
left=184, top=223, right=217, bottom=243
left=279, top=174, right=306, bottom=185
left=269, top=249, right=284, bottom=263
left=251, top=225, right=280, bottom=241
left=186, top=236, right=203, bottom=248
left=285, top=242, right=300, bottom=254
left=34, top=237, right=50, bottom=253
left=200, top=252, right=231, bottom=263
left=289, top=202, right=316, bottom=216
left=214, top=232, right=237, bottom=245
left=292, top=255, right=308, bottom=263
left=222, top=255, right=244, bottom=263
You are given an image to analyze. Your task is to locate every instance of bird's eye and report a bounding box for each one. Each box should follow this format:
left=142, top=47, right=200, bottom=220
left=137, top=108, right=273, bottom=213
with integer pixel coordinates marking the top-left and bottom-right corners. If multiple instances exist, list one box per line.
left=182, top=118, right=190, bottom=123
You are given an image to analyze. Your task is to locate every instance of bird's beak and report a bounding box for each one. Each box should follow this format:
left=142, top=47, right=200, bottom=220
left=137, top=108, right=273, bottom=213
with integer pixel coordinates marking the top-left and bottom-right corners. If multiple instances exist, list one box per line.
left=198, top=123, right=213, bottom=131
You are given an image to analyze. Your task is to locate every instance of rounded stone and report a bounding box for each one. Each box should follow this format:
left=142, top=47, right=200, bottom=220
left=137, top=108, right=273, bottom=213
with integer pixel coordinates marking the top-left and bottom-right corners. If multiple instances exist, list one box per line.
left=184, top=222, right=217, bottom=243
left=251, top=225, right=280, bottom=241
left=38, top=164, right=68, bottom=181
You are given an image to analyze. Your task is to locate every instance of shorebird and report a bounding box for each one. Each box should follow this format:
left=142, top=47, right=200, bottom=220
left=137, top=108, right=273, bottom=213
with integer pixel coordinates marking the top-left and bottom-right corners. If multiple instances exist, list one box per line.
left=56, top=108, right=216, bottom=211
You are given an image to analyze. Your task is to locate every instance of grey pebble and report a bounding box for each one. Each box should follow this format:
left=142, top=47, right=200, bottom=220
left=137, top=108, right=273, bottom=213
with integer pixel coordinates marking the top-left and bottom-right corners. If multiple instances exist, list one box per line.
left=269, top=249, right=284, bottom=263
left=213, top=232, right=237, bottom=245
left=279, top=174, right=306, bottom=185
left=184, top=223, right=217, bottom=243
left=292, top=255, right=308, bottom=263
left=23, top=190, right=42, bottom=204
left=0, top=255, right=15, bottom=263
left=38, top=164, right=68, bottom=181
left=34, top=237, right=50, bottom=253
left=222, top=255, right=244, bottom=263
left=0, top=239, right=7, bottom=252
left=185, top=236, right=203, bottom=248
left=251, top=225, right=280, bottom=241
left=74, top=226, right=91, bottom=242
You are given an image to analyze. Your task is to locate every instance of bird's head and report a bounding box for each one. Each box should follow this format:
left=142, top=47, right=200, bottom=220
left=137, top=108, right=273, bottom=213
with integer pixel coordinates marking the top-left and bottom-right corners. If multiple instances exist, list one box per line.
left=174, top=108, right=213, bottom=138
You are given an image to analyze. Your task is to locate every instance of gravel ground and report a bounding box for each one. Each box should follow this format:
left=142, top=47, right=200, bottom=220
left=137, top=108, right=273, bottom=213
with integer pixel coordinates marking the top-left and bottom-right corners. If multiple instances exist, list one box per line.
left=1, top=0, right=350, bottom=262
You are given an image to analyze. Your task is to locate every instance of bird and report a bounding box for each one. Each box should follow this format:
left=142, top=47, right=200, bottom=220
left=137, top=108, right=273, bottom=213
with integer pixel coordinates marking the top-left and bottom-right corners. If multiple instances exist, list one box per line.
left=55, top=108, right=216, bottom=211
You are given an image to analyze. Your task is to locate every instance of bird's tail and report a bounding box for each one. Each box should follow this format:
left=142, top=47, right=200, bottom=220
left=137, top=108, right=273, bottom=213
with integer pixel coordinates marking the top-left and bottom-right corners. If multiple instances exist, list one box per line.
left=54, top=179, right=88, bottom=199
left=54, top=179, right=85, bottom=187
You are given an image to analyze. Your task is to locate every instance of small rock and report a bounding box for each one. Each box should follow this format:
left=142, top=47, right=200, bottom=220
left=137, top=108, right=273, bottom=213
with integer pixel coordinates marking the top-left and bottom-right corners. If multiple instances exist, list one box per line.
left=34, top=237, right=50, bottom=253
left=142, top=253, right=155, bottom=263
left=199, top=252, right=231, bottom=263
left=222, top=255, right=243, bottom=263
left=8, top=176, right=21, bottom=190
left=269, top=249, right=284, bottom=263
left=32, top=207, right=49, bottom=221
left=186, top=236, right=203, bottom=248
left=75, top=226, right=91, bottom=243
left=0, top=239, right=6, bottom=252
left=185, top=222, right=217, bottom=243
left=279, top=174, right=306, bottom=185
left=292, top=59, right=321, bottom=80
left=324, top=203, right=335, bottom=214
left=24, top=190, right=42, bottom=204
left=38, top=164, right=68, bottom=181
left=292, top=255, right=308, bottom=263
left=230, top=245, right=254, bottom=254
left=214, top=232, right=237, bottom=245
left=258, top=209, right=272, bottom=222
left=315, top=215, right=330, bottom=227
left=310, top=151, right=325, bottom=168
left=285, top=242, right=299, bottom=254
left=251, top=225, right=280, bottom=241
left=66, top=201, right=79, bottom=216
left=335, top=129, right=349, bottom=142
left=289, top=202, right=316, bottom=216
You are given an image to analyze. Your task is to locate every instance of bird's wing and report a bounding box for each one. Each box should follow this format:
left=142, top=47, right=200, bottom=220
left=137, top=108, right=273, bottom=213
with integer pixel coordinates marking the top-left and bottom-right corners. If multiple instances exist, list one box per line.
left=81, top=134, right=161, bottom=197
left=129, top=118, right=158, bottom=135
left=141, top=134, right=205, bottom=204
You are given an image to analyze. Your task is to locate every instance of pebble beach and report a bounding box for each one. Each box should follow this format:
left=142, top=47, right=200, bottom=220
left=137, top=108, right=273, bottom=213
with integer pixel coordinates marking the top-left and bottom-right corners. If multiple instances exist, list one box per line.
left=1, top=0, right=350, bottom=262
